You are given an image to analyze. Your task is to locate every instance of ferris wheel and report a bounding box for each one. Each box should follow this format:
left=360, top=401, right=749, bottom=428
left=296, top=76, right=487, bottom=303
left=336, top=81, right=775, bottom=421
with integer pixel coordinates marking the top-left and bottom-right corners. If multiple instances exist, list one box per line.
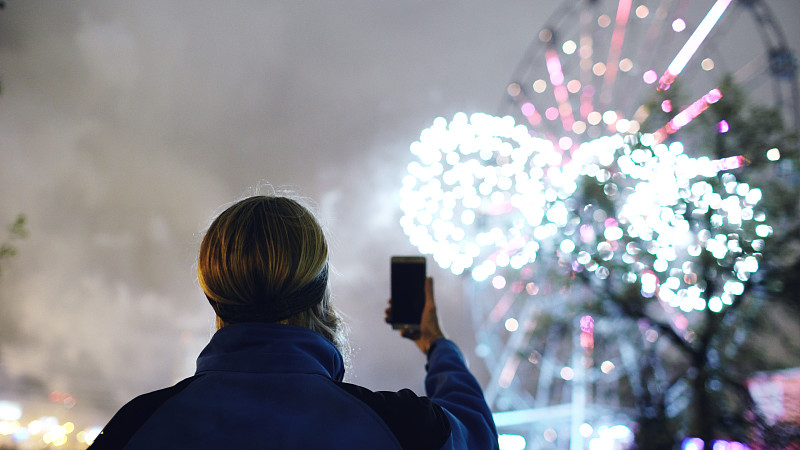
left=400, top=0, right=797, bottom=448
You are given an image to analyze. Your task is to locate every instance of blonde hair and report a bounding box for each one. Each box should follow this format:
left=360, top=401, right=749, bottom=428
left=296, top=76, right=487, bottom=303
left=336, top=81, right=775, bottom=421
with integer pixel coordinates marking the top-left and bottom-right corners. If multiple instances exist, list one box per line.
left=198, top=195, right=345, bottom=351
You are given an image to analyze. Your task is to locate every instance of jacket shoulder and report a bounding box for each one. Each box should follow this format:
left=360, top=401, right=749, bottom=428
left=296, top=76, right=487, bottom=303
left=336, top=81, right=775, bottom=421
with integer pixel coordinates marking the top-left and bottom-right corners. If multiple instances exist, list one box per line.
left=89, top=375, right=203, bottom=449
left=336, top=382, right=451, bottom=450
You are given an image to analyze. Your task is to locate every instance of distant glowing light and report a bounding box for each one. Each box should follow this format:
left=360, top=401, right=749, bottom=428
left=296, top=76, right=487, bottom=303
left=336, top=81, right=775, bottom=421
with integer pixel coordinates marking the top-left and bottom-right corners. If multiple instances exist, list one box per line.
left=506, top=83, right=521, bottom=97
left=539, top=28, right=553, bottom=43
left=661, top=99, right=673, bottom=113
left=766, top=147, right=781, bottom=161
left=619, top=58, right=633, bottom=72
left=717, top=120, right=729, bottom=133
left=635, top=5, right=649, bottom=18
left=567, top=79, right=582, bottom=93
left=545, top=107, right=559, bottom=121
left=521, top=103, right=536, bottom=116
left=702, top=58, right=715, bottom=71
left=590, top=425, right=633, bottom=450
left=545, top=49, right=565, bottom=86
left=587, top=111, right=602, bottom=125
left=672, top=18, right=687, bottom=32
left=533, top=79, right=547, bottom=93
left=601, top=360, right=616, bottom=373
left=0, top=402, right=22, bottom=421
left=642, top=69, right=658, bottom=85
left=593, top=62, right=607, bottom=76
left=562, top=40, right=577, bottom=55
left=498, top=434, right=527, bottom=450
left=544, top=428, right=558, bottom=442
left=683, top=437, right=705, bottom=450
left=580, top=423, right=594, bottom=437
left=505, top=317, right=519, bottom=332
left=597, top=14, right=611, bottom=27
left=658, top=0, right=733, bottom=91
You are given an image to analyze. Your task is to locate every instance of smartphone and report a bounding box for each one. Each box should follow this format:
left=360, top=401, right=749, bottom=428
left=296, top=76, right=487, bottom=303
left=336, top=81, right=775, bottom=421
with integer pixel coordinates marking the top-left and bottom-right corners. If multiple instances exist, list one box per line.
left=390, top=256, right=426, bottom=330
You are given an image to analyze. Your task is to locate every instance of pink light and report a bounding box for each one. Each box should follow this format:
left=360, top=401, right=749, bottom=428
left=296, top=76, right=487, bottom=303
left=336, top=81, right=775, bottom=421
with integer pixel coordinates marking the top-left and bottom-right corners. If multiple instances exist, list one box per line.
left=603, top=0, right=633, bottom=98
left=545, top=48, right=577, bottom=131
left=653, top=88, right=723, bottom=143
left=643, top=70, right=658, bottom=84
left=580, top=85, right=596, bottom=119
left=498, top=356, right=521, bottom=388
left=658, top=0, right=733, bottom=91
left=545, top=107, right=559, bottom=121
left=661, top=99, right=673, bottom=113
left=705, top=88, right=723, bottom=103
left=580, top=224, right=595, bottom=243
left=545, top=48, right=565, bottom=86
left=554, top=85, right=569, bottom=103
left=489, top=293, right=514, bottom=322
left=521, top=102, right=536, bottom=116
left=580, top=315, right=595, bottom=333
left=717, top=119, right=729, bottom=133
left=705, top=155, right=749, bottom=173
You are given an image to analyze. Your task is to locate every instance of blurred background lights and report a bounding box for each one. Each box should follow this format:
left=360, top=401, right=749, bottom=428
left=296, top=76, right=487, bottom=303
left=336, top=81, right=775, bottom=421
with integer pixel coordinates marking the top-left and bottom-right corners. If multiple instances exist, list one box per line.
left=505, top=317, right=519, bottom=332
left=404, top=27, right=772, bottom=326
left=672, top=18, right=687, bottom=32
left=766, top=147, right=781, bottom=161
left=643, top=69, right=658, bottom=84
left=0, top=401, right=22, bottom=421
left=498, top=434, right=527, bottom=450
left=588, top=425, right=633, bottom=450
left=562, top=40, right=577, bottom=55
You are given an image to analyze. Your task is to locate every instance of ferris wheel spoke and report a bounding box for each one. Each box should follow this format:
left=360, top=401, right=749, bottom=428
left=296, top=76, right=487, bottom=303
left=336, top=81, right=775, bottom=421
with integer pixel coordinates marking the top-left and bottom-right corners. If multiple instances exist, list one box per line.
left=657, top=0, right=734, bottom=92
left=599, top=0, right=634, bottom=108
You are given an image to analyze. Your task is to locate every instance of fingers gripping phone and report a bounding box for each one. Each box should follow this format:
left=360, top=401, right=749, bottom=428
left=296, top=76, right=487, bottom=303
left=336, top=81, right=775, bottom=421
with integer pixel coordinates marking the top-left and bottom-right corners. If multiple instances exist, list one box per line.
left=390, top=256, right=426, bottom=331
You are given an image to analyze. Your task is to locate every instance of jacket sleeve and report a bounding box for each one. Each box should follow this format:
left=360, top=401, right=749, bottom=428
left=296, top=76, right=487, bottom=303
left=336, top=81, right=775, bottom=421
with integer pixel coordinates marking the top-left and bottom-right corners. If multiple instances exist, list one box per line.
left=425, top=338, right=499, bottom=450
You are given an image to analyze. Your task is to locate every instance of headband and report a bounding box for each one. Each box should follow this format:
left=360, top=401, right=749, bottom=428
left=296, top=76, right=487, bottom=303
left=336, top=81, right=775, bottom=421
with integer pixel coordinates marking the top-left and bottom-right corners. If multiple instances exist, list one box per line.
left=207, top=265, right=329, bottom=323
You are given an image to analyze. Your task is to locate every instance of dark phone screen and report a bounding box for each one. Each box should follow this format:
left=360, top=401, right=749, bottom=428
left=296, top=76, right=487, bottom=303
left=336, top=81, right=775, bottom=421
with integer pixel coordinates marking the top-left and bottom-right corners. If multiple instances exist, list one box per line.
left=390, top=257, right=426, bottom=328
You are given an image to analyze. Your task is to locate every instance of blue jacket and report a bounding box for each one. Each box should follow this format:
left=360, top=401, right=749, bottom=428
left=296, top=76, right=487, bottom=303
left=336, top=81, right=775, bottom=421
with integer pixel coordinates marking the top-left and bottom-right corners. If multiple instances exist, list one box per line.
left=91, top=323, right=498, bottom=449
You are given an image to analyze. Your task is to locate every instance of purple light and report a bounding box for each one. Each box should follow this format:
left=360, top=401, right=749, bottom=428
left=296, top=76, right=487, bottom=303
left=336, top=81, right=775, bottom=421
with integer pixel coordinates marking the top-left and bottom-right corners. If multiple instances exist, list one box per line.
left=682, top=437, right=704, bottom=450
left=658, top=0, right=733, bottom=91
left=717, top=120, right=729, bottom=133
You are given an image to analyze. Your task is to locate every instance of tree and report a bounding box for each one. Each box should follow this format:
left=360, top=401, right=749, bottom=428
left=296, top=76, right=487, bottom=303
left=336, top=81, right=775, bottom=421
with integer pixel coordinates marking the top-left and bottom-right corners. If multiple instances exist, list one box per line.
left=0, top=214, right=27, bottom=276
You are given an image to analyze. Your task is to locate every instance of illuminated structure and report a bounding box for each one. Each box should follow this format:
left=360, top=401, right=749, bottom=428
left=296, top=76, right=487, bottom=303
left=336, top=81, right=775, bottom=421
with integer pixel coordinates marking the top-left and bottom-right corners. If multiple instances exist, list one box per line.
left=401, top=0, right=797, bottom=448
